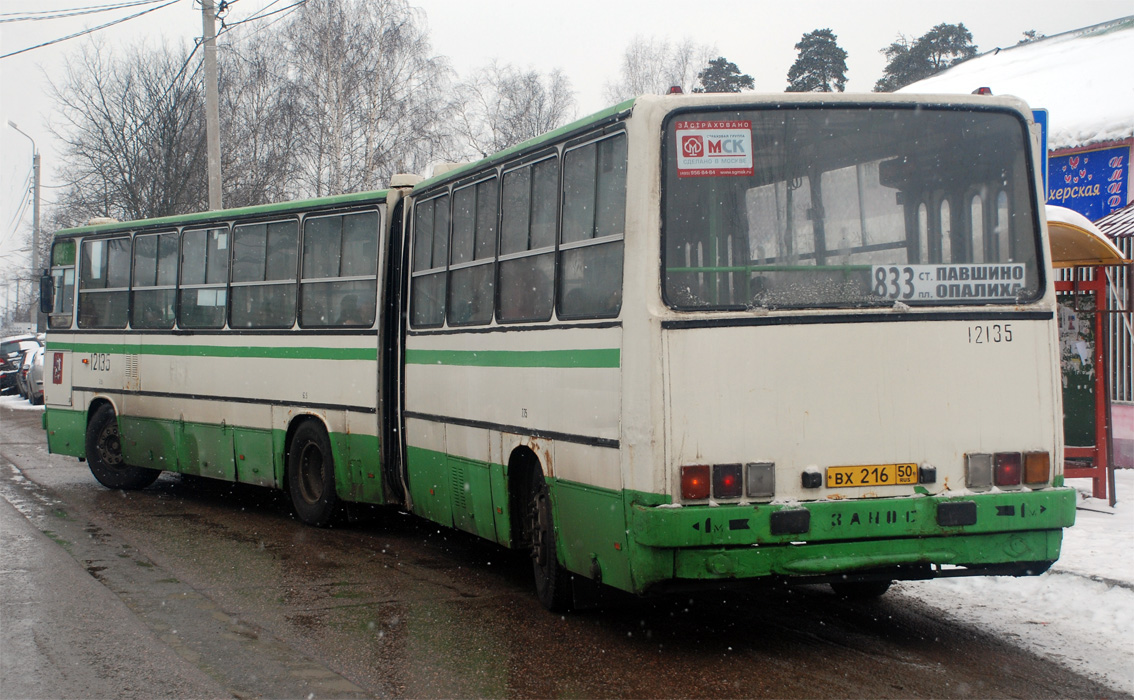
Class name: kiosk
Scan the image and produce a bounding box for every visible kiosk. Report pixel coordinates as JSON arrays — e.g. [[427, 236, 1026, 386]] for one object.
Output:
[[1048, 205, 1130, 504]]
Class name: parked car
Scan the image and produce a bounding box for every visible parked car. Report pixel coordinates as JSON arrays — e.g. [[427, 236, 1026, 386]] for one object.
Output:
[[15, 347, 35, 398], [1, 335, 40, 395], [26, 346, 45, 405]]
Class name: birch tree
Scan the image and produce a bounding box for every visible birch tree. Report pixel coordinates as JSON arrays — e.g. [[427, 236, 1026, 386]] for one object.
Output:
[[454, 62, 576, 159], [285, 0, 453, 196], [603, 36, 715, 102], [218, 34, 302, 207]]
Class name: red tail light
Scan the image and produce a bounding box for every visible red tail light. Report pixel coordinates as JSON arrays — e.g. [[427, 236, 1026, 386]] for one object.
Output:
[[681, 465, 710, 500], [712, 464, 743, 499], [994, 452, 1022, 486]]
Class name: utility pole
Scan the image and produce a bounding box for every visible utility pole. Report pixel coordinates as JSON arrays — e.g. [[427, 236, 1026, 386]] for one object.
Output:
[[201, 0, 223, 210], [8, 121, 41, 330]]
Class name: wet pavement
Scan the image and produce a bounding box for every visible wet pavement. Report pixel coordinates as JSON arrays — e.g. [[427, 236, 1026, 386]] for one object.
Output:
[[0, 467, 228, 699], [1, 398, 1127, 699]]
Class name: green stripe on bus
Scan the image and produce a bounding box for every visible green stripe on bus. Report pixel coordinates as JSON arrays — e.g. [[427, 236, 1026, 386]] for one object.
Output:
[[46, 341, 373, 361], [404, 348, 619, 368]]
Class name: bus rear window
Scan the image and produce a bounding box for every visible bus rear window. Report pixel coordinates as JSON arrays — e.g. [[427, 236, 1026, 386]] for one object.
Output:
[[662, 107, 1041, 310]]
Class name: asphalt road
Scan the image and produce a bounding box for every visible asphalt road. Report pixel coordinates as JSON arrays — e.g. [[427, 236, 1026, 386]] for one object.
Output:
[[0, 398, 1125, 699]]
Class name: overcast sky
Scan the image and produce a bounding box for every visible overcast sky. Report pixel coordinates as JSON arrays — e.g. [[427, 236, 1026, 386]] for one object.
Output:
[[1, 0, 1131, 281]]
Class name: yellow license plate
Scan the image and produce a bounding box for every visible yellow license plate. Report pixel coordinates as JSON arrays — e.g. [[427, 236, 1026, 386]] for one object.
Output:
[[826, 463, 918, 488]]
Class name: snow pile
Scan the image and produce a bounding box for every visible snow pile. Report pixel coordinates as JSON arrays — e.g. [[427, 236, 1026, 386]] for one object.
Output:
[[900, 469, 1134, 695], [899, 17, 1134, 150]]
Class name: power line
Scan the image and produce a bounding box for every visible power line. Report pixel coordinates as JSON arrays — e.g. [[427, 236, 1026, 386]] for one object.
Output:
[[4, 169, 34, 233], [0, 192, 32, 253], [0, 0, 180, 60], [216, 0, 304, 40], [217, 3, 303, 45], [5, 189, 32, 238], [0, 0, 167, 23]]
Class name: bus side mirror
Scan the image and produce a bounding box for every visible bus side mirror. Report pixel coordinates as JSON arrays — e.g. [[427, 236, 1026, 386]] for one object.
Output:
[[39, 272, 53, 314]]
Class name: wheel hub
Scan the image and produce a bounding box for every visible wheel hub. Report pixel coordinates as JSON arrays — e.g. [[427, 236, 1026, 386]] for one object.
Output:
[[529, 490, 550, 568], [298, 443, 324, 504], [97, 423, 124, 468]]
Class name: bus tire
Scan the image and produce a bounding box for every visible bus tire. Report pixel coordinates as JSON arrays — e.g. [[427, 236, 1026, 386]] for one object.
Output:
[[527, 471, 572, 612], [287, 420, 339, 527], [830, 580, 892, 599], [85, 404, 160, 490]]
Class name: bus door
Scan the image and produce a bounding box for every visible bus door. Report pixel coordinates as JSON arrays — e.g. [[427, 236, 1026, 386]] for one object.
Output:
[[380, 192, 410, 506], [44, 239, 76, 408]]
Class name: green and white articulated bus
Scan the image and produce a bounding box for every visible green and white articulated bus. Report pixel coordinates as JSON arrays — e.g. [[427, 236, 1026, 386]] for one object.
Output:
[[42, 92, 1075, 610]]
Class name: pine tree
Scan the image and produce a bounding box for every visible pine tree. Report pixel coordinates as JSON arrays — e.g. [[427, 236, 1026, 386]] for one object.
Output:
[[874, 22, 978, 92], [692, 56, 754, 93], [785, 28, 848, 93], [918, 23, 978, 71], [873, 37, 920, 92], [1017, 30, 1044, 45]]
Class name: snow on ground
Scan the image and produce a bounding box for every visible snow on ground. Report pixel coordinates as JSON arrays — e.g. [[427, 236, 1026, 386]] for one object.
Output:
[[0, 393, 45, 411], [4, 392, 1130, 691], [900, 469, 1134, 696]]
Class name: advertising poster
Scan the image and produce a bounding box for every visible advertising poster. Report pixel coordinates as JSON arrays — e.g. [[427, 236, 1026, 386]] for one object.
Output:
[[1047, 145, 1128, 220]]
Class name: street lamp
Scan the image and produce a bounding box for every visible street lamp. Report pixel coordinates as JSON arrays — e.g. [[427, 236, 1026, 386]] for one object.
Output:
[[7, 121, 41, 330]]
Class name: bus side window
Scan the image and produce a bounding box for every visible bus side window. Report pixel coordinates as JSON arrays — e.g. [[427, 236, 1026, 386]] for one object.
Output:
[[558, 133, 626, 319], [300, 211, 378, 327], [78, 236, 130, 329], [131, 232, 178, 329], [232, 220, 298, 329], [410, 195, 449, 328], [498, 156, 556, 323], [179, 227, 230, 329], [447, 177, 497, 326]]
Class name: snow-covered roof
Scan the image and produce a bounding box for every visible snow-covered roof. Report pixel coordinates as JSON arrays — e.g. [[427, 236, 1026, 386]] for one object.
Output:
[[899, 16, 1134, 151], [1097, 201, 1134, 239]]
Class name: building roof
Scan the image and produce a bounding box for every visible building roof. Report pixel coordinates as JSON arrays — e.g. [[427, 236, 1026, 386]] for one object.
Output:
[[1097, 201, 1134, 239], [899, 16, 1134, 151]]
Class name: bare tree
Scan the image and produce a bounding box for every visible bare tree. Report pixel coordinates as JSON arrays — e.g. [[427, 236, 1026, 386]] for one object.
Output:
[[453, 61, 576, 159], [285, 0, 453, 196], [47, 40, 208, 224], [603, 36, 715, 102], [44, 0, 456, 227], [218, 34, 302, 207]]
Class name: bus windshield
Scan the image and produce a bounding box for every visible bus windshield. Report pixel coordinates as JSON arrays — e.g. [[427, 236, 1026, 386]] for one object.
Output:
[[662, 106, 1042, 310]]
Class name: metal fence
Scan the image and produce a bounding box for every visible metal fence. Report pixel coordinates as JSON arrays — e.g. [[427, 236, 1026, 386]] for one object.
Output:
[[1108, 236, 1132, 403]]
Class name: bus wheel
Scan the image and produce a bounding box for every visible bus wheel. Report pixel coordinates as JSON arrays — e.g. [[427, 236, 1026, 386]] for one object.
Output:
[[527, 471, 572, 612], [287, 421, 339, 527], [85, 404, 160, 490], [830, 580, 892, 599]]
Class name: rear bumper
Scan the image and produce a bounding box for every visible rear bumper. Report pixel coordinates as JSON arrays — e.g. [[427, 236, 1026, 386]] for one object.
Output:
[[670, 530, 1062, 583], [628, 488, 1076, 589]]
